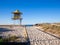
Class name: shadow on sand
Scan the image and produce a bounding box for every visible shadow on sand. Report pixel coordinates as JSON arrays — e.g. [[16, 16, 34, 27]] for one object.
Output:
[[0, 28, 13, 33], [0, 42, 30, 45]]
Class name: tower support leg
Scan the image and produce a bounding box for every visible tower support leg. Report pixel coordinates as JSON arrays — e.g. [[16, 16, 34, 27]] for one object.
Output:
[[20, 18, 22, 26]]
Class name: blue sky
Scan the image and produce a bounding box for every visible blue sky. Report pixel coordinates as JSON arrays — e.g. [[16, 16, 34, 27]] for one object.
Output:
[[0, 0, 60, 25]]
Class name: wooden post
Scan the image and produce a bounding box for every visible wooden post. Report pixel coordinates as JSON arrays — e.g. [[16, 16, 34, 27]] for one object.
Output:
[[20, 18, 22, 26]]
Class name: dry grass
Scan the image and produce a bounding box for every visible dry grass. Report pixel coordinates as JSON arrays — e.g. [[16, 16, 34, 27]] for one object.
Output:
[[36, 23, 60, 37]]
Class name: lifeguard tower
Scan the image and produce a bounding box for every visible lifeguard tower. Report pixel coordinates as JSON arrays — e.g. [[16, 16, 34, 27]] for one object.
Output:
[[12, 10, 22, 26]]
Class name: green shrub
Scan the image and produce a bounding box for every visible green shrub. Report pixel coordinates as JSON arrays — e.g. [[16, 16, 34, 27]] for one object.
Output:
[[0, 38, 3, 42], [3, 36, 18, 42]]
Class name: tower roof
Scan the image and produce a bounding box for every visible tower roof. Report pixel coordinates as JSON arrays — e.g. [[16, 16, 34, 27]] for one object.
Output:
[[13, 10, 22, 14], [15, 10, 20, 13]]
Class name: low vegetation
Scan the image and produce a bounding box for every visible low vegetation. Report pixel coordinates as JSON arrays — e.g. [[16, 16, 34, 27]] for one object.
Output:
[[0, 35, 19, 42], [36, 23, 60, 37]]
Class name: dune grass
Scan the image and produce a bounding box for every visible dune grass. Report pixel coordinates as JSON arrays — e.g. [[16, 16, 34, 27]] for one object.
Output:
[[36, 23, 60, 37]]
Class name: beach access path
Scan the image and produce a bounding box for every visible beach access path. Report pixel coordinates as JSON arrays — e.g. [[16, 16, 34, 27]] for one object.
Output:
[[26, 26, 60, 45]]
